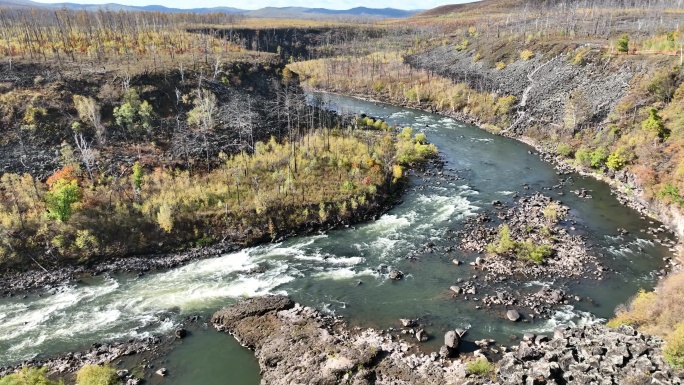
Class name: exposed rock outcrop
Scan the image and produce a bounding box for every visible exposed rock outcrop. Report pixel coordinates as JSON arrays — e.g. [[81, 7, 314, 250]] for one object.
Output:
[[213, 296, 684, 385], [211, 295, 467, 384]]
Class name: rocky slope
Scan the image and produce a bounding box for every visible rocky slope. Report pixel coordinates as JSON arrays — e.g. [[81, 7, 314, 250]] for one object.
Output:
[[408, 46, 634, 133], [212, 296, 683, 385], [408, 45, 684, 239], [498, 324, 681, 385]]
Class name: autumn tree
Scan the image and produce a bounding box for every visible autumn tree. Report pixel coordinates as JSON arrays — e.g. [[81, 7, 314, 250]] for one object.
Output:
[[45, 166, 80, 222]]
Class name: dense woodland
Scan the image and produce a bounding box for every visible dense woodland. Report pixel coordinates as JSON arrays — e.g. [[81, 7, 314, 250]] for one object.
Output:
[[2, 0, 684, 375]]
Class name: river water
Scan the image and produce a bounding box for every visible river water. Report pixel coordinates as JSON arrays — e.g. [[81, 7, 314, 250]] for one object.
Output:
[[0, 93, 674, 384]]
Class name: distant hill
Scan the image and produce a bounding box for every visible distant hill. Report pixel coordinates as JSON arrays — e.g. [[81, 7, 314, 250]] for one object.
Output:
[[412, 0, 522, 18], [0, 1, 420, 19]]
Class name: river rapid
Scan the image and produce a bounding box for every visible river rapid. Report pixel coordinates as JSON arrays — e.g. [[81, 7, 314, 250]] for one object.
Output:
[[0, 93, 675, 384]]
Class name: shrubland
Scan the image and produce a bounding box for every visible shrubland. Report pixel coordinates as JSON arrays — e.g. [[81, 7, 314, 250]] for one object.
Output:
[[0, 122, 436, 270], [288, 52, 516, 132]]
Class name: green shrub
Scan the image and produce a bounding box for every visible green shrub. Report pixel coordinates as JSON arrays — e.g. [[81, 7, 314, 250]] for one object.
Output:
[[606, 147, 634, 171], [664, 322, 684, 369], [74, 230, 99, 250], [542, 202, 562, 223], [642, 107, 668, 139], [0, 367, 63, 385], [76, 365, 119, 385], [571, 48, 589, 65], [590, 147, 609, 168], [575, 148, 592, 167], [487, 224, 515, 254], [657, 183, 684, 205], [617, 34, 630, 53], [516, 240, 552, 264], [132, 161, 144, 190], [414, 133, 427, 144], [556, 143, 573, 157], [414, 143, 437, 159], [465, 358, 494, 377], [399, 127, 413, 140], [454, 38, 470, 51], [473, 52, 482, 62], [495, 61, 507, 70], [606, 289, 657, 328]]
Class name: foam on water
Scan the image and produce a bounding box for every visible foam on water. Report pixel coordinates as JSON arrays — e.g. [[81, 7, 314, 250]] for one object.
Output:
[[0, 248, 304, 364], [364, 213, 412, 233], [528, 305, 603, 333], [605, 237, 656, 260], [523, 280, 557, 287], [312, 267, 375, 280], [389, 111, 409, 119]]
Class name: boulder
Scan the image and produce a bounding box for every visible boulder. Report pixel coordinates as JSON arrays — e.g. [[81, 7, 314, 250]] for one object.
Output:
[[444, 330, 460, 349], [438, 345, 452, 358], [506, 309, 520, 322], [174, 328, 187, 339], [449, 286, 461, 294], [155, 368, 168, 377], [389, 270, 404, 280], [416, 329, 429, 342]]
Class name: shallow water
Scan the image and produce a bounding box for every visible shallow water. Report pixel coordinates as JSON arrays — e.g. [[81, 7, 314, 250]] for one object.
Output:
[[0, 93, 674, 383]]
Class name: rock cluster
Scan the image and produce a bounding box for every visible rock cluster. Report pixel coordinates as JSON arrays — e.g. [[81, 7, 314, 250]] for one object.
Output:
[[454, 192, 604, 282], [498, 324, 682, 385]]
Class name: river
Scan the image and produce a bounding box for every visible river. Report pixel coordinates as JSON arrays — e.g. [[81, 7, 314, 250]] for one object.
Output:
[[0, 93, 674, 384]]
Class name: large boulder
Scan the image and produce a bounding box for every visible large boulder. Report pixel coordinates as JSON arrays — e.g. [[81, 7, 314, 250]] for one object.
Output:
[[506, 309, 520, 322], [444, 330, 460, 350]]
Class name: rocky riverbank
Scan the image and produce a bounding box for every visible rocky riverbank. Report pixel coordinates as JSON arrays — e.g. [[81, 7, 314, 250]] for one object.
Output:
[[213, 295, 683, 385], [0, 316, 208, 384], [0, 337, 162, 383], [0, 242, 240, 296]]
